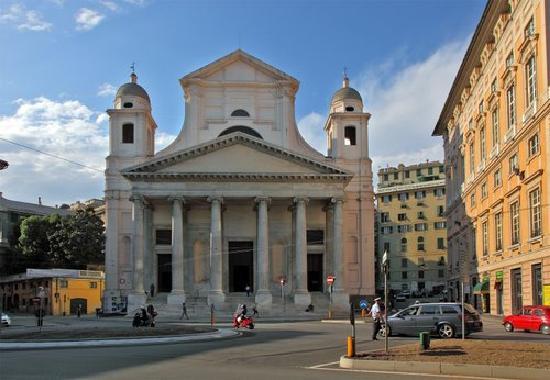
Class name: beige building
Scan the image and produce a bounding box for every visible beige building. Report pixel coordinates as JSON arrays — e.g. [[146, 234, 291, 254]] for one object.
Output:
[[103, 50, 375, 313], [433, 0, 550, 314], [376, 162, 447, 295]]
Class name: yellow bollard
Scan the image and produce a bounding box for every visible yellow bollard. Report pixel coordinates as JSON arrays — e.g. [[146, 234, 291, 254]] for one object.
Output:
[[347, 336, 355, 357]]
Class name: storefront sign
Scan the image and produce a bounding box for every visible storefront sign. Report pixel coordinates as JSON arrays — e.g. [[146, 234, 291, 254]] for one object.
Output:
[[543, 284, 550, 306]]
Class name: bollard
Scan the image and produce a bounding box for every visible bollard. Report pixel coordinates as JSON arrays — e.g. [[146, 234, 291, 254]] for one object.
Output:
[[347, 336, 355, 357], [419, 332, 430, 350]]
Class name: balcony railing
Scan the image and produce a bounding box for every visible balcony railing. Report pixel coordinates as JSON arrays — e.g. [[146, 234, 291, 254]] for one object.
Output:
[[504, 124, 516, 144]]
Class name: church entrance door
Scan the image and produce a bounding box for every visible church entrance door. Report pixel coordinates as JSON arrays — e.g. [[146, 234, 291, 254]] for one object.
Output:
[[307, 254, 323, 291], [157, 254, 172, 292], [228, 241, 253, 292]]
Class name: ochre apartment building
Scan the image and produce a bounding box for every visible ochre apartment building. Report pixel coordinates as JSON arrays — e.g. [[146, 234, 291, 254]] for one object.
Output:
[[433, 0, 550, 315], [376, 162, 448, 296]]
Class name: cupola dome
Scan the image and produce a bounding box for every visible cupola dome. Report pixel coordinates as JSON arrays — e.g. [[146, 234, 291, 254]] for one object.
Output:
[[116, 72, 151, 103]]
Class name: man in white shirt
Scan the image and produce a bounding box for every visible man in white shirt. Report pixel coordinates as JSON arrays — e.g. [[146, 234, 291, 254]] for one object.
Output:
[[369, 298, 383, 340]]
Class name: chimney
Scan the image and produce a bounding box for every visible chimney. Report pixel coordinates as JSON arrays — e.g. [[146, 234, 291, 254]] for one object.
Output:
[[38, 197, 42, 205]]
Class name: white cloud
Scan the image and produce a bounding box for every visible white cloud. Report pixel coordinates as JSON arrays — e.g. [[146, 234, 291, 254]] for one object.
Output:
[[75, 8, 105, 31], [355, 39, 468, 169], [155, 132, 177, 152], [0, 4, 52, 32], [97, 82, 116, 97], [123, 0, 147, 6], [0, 97, 175, 205], [101, 1, 119, 12], [297, 112, 326, 155]]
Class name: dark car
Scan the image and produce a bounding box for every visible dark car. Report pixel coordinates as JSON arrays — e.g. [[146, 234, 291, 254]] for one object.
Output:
[[503, 305, 550, 335], [383, 302, 482, 338]]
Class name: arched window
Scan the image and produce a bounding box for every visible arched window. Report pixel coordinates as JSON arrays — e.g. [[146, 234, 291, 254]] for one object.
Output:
[[218, 126, 263, 139], [123, 102, 133, 109], [122, 123, 134, 144], [345, 106, 355, 112], [231, 109, 250, 117], [344, 126, 356, 146]]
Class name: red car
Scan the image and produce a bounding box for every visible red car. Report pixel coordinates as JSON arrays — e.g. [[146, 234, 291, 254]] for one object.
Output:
[[503, 305, 550, 335]]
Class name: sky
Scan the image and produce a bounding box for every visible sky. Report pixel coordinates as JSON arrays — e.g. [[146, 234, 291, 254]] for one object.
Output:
[[0, 0, 486, 206]]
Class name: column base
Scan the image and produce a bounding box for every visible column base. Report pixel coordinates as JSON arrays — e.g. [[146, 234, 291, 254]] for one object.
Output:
[[127, 292, 147, 312], [254, 290, 272, 306], [101, 289, 121, 314], [167, 291, 187, 305], [207, 290, 225, 306], [331, 290, 350, 310], [294, 291, 311, 305]]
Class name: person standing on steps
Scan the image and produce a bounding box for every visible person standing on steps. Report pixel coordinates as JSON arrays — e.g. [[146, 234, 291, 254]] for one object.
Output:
[[252, 303, 259, 317], [150, 283, 155, 298], [245, 284, 251, 297], [369, 298, 382, 340], [180, 302, 189, 320], [77, 304, 82, 318]]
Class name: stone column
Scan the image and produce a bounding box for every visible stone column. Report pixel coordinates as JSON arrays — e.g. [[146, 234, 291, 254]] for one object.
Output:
[[103, 193, 121, 313], [293, 197, 311, 305], [208, 196, 225, 305], [331, 198, 349, 307], [143, 204, 153, 297], [255, 197, 272, 305], [324, 203, 334, 286], [168, 197, 187, 305], [128, 195, 147, 309]]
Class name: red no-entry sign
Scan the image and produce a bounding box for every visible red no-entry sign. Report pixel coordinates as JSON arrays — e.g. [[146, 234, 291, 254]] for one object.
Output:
[[327, 275, 335, 284]]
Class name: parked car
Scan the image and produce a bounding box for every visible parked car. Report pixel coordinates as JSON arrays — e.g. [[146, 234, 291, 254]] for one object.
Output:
[[503, 305, 550, 335], [383, 302, 482, 338], [1, 313, 11, 327]]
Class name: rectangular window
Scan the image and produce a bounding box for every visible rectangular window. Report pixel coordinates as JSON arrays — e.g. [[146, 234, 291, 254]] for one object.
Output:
[[416, 169, 422, 177], [482, 221, 488, 256], [344, 126, 356, 146], [525, 16, 535, 37], [383, 242, 391, 253], [526, 55, 537, 107], [491, 78, 497, 93], [306, 230, 324, 245], [418, 270, 425, 279], [415, 191, 426, 199], [492, 108, 499, 146], [480, 125, 486, 160], [506, 52, 514, 68], [401, 258, 407, 268], [469, 141, 475, 175], [393, 172, 398, 180], [382, 195, 392, 203], [381, 226, 393, 235], [437, 237, 445, 249], [397, 213, 407, 221], [479, 100, 484, 113], [481, 182, 487, 199], [383, 174, 388, 181], [417, 211, 425, 219], [495, 212, 503, 251], [415, 223, 427, 232], [428, 167, 433, 175], [380, 212, 389, 223], [405, 170, 410, 178], [437, 205, 444, 216], [509, 154, 518, 175], [470, 192, 475, 208], [155, 229, 172, 245], [507, 85, 516, 127], [90, 281, 98, 289], [402, 271, 408, 280], [398, 192, 409, 201], [529, 188, 541, 238], [494, 168, 502, 187], [528, 134, 539, 156], [511, 201, 520, 245], [438, 269, 445, 278], [401, 239, 407, 252], [60, 280, 68, 288], [122, 123, 134, 144], [434, 221, 447, 229]]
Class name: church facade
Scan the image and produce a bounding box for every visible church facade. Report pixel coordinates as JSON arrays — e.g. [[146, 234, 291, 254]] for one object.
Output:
[[103, 50, 375, 312]]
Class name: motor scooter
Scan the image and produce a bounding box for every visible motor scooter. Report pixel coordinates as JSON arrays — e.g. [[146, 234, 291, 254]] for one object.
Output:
[[232, 314, 254, 329]]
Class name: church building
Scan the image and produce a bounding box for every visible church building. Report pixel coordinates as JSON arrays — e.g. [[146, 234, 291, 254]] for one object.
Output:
[[103, 50, 375, 313]]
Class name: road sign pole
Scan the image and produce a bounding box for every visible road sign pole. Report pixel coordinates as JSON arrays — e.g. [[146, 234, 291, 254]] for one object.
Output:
[[461, 281, 465, 340], [384, 265, 388, 354]]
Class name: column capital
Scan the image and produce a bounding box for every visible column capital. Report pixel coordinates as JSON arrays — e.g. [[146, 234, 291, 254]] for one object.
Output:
[[330, 197, 344, 205], [207, 196, 223, 204], [129, 194, 145, 204], [254, 196, 270, 204], [293, 197, 309, 205], [167, 195, 185, 203]]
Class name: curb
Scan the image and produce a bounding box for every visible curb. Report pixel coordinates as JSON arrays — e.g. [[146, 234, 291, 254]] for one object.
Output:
[[339, 356, 550, 380], [321, 320, 370, 324], [0, 328, 240, 351]]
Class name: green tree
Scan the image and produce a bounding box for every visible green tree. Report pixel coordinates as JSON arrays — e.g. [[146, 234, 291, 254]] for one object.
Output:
[[18, 215, 55, 268]]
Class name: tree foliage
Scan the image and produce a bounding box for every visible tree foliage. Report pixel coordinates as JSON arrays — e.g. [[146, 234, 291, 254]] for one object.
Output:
[[18, 209, 105, 269]]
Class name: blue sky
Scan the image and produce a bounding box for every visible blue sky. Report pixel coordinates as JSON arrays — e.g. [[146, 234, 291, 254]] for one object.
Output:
[[0, 0, 485, 205]]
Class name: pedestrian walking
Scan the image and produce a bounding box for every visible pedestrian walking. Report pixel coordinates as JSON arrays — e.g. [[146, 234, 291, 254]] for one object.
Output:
[[252, 303, 259, 317], [369, 298, 382, 340], [95, 308, 101, 319], [180, 302, 189, 320], [150, 283, 155, 298], [245, 284, 251, 297], [77, 304, 82, 318]]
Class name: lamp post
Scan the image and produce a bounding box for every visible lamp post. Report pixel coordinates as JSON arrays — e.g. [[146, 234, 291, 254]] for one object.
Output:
[[382, 250, 389, 354]]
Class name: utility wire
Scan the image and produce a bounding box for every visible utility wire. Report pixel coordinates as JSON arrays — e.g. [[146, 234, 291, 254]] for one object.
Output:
[[0, 137, 103, 173]]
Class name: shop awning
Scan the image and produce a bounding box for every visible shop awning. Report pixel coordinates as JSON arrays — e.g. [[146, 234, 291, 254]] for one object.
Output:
[[473, 279, 490, 294]]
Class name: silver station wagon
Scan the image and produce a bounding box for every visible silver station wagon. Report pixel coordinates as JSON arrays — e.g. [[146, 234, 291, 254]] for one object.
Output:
[[382, 302, 483, 338]]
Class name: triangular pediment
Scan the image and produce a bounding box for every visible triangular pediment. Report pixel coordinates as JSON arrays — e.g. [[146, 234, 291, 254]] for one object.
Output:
[[122, 133, 351, 182], [180, 49, 298, 85]]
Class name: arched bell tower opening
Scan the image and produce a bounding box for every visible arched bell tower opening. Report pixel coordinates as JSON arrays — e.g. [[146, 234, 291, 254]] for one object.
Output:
[[218, 126, 263, 139]]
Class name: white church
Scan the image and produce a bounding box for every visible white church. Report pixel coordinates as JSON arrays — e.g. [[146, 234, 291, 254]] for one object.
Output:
[[103, 50, 375, 313]]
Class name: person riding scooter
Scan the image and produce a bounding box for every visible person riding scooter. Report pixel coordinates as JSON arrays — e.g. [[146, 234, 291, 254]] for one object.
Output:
[[237, 304, 247, 323]]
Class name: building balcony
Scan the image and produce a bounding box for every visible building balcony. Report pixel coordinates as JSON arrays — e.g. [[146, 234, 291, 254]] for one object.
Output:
[[504, 124, 516, 144]]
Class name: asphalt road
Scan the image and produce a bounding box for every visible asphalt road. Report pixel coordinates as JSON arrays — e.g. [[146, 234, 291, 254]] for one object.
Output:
[[1, 317, 548, 380]]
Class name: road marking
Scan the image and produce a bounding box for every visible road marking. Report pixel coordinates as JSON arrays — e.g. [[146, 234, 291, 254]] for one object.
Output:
[[307, 366, 512, 380]]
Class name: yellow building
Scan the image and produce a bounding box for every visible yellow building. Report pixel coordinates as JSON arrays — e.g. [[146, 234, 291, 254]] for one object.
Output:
[[0, 268, 105, 315], [433, 0, 549, 315], [376, 162, 448, 295]]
